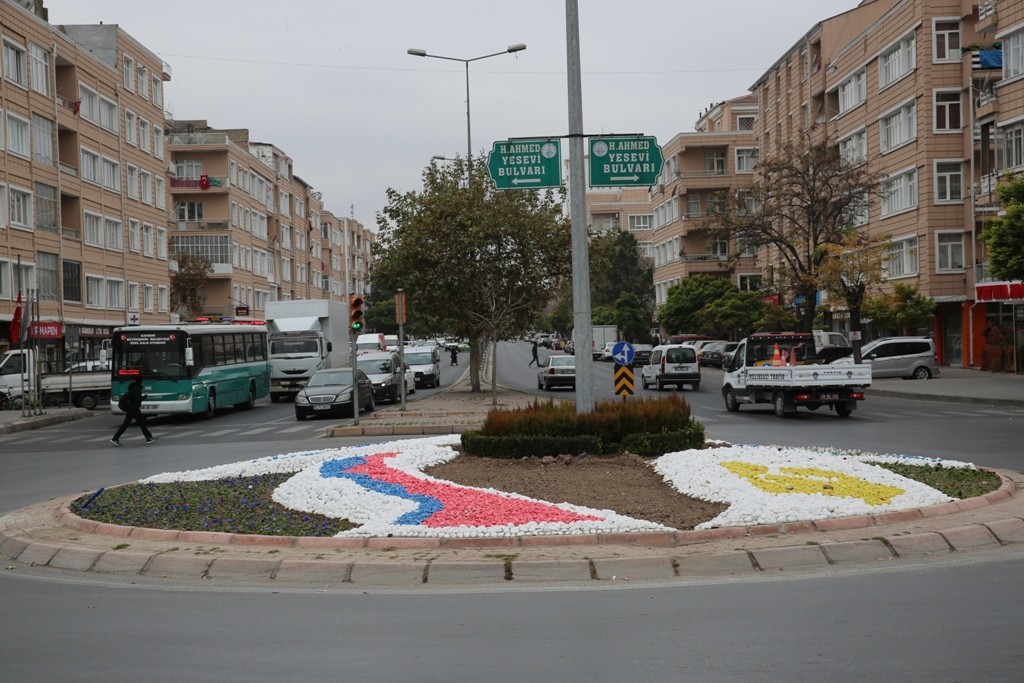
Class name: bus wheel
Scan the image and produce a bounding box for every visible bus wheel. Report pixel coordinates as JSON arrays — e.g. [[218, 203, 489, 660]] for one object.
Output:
[[237, 383, 256, 410], [76, 393, 99, 410], [204, 391, 216, 419]]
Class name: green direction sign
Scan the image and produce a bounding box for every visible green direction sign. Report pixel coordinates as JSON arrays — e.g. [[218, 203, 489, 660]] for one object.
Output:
[[588, 136, 663, 187], [487, 139, 562, 190]]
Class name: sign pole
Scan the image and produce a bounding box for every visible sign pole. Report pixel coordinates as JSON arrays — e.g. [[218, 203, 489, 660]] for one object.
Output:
[[396, 290, 407, 412]]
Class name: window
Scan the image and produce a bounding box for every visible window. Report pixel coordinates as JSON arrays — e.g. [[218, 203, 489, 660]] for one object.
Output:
[[177, 202, 203, 222], [937, 232, 964, 271], [106, 279, 124, 309], [158, 285, 168, 312], [143, 284, 153, 312], [175, 159, 202, 179], [1005, 124, 1024, 169], [739, 274, 763, 291], [9, 187, 31, 229], [37, 253, 58, 301], [737, 115, 755, 131], [86, 275, 104, 307], [880, 168, 917, 216], [934, 91, 961, 131], [704, 152, 725, 175], [880, 100, 916, 152], [105, 218, 123, 250], [933, 20, 960, 62], [935, 161, 962, 202], [686, 194, 701, 217], [143, 223, 153, 256], [153, 126, 163, 159], [838, 69, 866, 113], [29, 43, 49, 96], [879, 32, 916, 88], [137, 66, 149, 99], [34, 183, 56, 232], [140, 171, 152, 204], [124, 110, 136, 145], [708, 237, 728, 257], [155, 176, 165, 208], [735, 148, 758, 173], [280, 191, 291, 215], [78, 84, 99, 122], [84, 213, 102, 246], [846, 192, 869, 227], [63, 260, 82, 302], [128, 282, 139, 311], [139, 119, 150, 152], [81, 148, 100, 184], [123, 55, 135, 91], [152, 77, 162, 108], [129, 219, 140, 251], [280, 225, 292, 249], [628, 214, 651, 231], [126, 164, 138, 199], [1005, 29, 1024, 80], [0, 259, 9, 300], [6, 113, 29, 157], [99, 98, 118, 133], [885, 235, 919, 278], [102, 158, 120, 191], [171, 234, 230, 263], [156, 227, 167, 259], [31, 114, 53, 164], [839, 128, 867, 165], [2, 39, 27, 86]]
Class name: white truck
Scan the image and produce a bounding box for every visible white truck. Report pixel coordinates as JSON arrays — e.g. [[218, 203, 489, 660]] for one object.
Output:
[[721, 333, 871, 418], [264, 299, 348, 402], [590, 325, 618, 360], [0, 348, 111, 410]]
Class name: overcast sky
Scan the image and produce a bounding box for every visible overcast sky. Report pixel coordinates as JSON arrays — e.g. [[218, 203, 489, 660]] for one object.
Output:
[[44, 0, 858, 229]]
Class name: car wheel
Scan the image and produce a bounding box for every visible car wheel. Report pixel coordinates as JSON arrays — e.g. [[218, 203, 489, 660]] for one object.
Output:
[[773, 391, 790, 418], [295, 411, 306, 421], [76, 392, 99, 410], [691, 382, 700, 391], [911, 366, 932, 380], [366, 392, 375, 412], [835, 402, 853, 417], [724, 388, 740, 412], [641, 376, 648, 389]]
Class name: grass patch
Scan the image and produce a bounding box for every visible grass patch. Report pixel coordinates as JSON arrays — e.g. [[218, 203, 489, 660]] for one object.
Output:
[[873, 462, 1001, 499], [70, 472, 358, 537]]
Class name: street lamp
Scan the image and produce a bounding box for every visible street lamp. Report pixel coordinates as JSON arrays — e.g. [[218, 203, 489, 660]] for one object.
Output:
[[407, 43, 526, 183]]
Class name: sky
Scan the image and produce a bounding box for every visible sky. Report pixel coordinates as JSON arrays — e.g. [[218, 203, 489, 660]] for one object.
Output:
[[44, 0, 860, 229]]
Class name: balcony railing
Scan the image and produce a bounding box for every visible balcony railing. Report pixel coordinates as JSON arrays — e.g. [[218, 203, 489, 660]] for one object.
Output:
[[976, 261, 995, 284], [168, 132, 231, 146], [175, 220, 230, 231], [169, 176, 228, 189]]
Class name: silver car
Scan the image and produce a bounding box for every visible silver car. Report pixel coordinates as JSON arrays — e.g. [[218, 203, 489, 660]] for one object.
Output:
[[537, 355, 576, 391], [833, 337, 939, 379]]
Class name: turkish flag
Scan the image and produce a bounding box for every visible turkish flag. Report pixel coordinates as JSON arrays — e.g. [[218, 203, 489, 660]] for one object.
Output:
[[199, 174, 210, 190], [9, 291, 22, 344]]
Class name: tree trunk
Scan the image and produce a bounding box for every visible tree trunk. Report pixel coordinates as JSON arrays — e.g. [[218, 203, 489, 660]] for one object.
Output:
[[850, 307, 864, 364], [469, 336, 482, 392], [490, 336, 498, 408]]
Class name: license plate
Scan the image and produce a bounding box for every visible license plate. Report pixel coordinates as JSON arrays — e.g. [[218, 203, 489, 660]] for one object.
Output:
[[313, 405, 332, 411], [820, 393, 839, 400], [141, 405, 157, 411]]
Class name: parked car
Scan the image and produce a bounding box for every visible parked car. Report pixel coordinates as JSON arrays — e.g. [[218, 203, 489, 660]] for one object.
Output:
[[693, 339, 728, 361], [832, 337, 939, 379], [720, 342, 740, 367], [705, 341, 739, 368], [356, 351, 408, 403], [537, 354, 576, 391], [640, 344, 701, 391], [65, 360, 110, 373], [294, 367, 375, 420], [814, 345, 854, 364], [404, 346, 441, 388], [631, 343, 654, 366]]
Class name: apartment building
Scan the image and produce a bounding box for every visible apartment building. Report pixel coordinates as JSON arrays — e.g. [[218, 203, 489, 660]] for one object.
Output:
[[1, 0, 171, 368], [752, 0, 1022, 369], [167, 120, 374, 320]]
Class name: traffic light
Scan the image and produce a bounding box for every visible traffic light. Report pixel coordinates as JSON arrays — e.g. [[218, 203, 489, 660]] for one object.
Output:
[[349, 295, 364, 332]]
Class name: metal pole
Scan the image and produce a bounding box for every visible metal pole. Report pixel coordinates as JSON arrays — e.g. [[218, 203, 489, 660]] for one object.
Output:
[[465, 61, 473, 185], [566, 0, 594, 414], [350, 290, 360, 426]]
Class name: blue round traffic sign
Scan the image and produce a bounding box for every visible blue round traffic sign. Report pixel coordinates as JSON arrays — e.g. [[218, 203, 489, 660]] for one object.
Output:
[[612, 341, 634, 365]]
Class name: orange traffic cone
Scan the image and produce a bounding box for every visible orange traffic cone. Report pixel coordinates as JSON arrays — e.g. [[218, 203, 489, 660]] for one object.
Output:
[[772, 343, 783, 367]]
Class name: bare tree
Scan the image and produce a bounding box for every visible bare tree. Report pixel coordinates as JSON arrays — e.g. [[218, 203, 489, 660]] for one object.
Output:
[[170, 252, 213, 318]]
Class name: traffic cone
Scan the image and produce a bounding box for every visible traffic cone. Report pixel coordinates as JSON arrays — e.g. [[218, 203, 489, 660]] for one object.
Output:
[[772, 343, 783, 367]]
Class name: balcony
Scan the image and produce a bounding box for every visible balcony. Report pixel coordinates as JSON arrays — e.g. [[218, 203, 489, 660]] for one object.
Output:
[[976, 1, 997, 34], [169, 176, 229, 192], [680, 253, 731, 274], [175, 220, 230, 231], [168, 132, 231, 147]]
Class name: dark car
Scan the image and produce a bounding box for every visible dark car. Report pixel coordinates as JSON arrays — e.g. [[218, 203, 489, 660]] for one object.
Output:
[[294, 367, 375, 420], [631, 343, 654, 366]]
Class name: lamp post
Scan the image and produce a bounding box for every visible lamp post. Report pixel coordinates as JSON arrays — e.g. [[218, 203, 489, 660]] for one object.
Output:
[[407, 43, 526, 184]]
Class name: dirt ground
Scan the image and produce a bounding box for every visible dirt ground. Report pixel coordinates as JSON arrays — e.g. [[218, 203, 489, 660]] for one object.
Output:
[[425, 452, 728, 530]]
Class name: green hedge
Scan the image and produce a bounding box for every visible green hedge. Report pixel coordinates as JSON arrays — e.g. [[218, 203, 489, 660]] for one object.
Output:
[[460, 432, 602, 459]]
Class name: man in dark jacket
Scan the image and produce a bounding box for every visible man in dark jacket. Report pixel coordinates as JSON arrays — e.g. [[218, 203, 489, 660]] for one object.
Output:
[[111, 377, 157, 445]]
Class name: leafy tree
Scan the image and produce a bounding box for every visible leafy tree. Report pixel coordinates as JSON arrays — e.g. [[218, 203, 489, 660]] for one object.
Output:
[[589, 230, 655, 323], [817, 229, 890, 362], [364, 297, 398, 336], [373, 156, 571, 392], [862, 283, 936, 336], [697, 289, 765, 339], [590, 306, 617, 326], [169, 252, 213, 317], [982, 175, 1024, 281], [703, 139, 881, 330], [657, 274, 734, 335], [614, 292, 651, 342], [754, 302, 799, 332]]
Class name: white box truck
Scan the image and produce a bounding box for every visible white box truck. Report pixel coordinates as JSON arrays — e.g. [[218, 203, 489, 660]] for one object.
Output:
[[591, 325, 618, 360], [0, 348, 111, 409], [264, 299, 348, 402]]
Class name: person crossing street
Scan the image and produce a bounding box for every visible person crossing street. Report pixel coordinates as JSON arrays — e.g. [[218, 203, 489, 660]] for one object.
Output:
[[111, 377, 157, 445]]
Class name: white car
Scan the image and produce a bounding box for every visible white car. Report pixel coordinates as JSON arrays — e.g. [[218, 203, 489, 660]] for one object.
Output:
[[600, 342, 616, 362]]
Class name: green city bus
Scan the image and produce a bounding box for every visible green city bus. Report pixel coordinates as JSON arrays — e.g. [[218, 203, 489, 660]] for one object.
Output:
[[109, 323, 270, 418]]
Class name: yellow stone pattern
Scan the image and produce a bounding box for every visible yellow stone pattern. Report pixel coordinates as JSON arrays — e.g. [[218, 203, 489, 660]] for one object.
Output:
[[720, 461, 906, 506]]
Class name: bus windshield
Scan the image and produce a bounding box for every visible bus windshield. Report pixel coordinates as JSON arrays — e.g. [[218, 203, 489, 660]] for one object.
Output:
[[112, 330, 191, 379]]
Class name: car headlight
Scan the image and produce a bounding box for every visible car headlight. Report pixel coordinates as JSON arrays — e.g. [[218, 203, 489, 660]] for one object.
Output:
[[335, 391, 352, 402], [381, 379, 392, 387], [295, 395, 310, 405]]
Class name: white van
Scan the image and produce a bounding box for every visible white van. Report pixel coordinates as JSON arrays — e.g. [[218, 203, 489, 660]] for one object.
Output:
[[404, 346, 441, 388], [355, 333, 386, 354]]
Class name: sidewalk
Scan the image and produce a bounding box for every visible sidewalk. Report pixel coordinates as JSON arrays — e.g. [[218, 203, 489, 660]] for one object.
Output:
[[1, 365, 1023, 586]]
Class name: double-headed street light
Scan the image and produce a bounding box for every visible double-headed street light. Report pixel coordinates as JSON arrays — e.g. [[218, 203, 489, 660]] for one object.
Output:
[[407, 43, 526, 183]]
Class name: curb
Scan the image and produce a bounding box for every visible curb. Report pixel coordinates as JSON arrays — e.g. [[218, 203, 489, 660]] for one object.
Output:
[[0, 408, 94, 434]]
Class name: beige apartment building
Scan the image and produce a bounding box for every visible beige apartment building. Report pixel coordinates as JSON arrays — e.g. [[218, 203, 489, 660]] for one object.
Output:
[[752, 0, 1023, 370], [0, 0, 171, 369]]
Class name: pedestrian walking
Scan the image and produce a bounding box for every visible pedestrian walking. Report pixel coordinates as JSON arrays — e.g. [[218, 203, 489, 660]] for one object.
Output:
[[111, 377, 157, 445], [528, 340, 539, 367], [450, 347, 459, 366]]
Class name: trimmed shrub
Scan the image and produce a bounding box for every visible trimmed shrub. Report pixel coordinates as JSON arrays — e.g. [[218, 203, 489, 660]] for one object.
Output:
[[620, 422, 706, 457], [461, 431, 601, 459]]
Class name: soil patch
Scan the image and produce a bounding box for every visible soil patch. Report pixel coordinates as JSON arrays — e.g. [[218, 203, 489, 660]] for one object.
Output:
[[425, 452, 728, 530]]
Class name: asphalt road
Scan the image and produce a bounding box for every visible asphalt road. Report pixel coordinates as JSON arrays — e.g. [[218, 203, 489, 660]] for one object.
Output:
[[1, 340, 1023, 681]]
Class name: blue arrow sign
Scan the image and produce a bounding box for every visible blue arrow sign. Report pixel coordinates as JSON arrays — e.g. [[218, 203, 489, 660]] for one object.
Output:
[[612, 341, 634, 365]]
